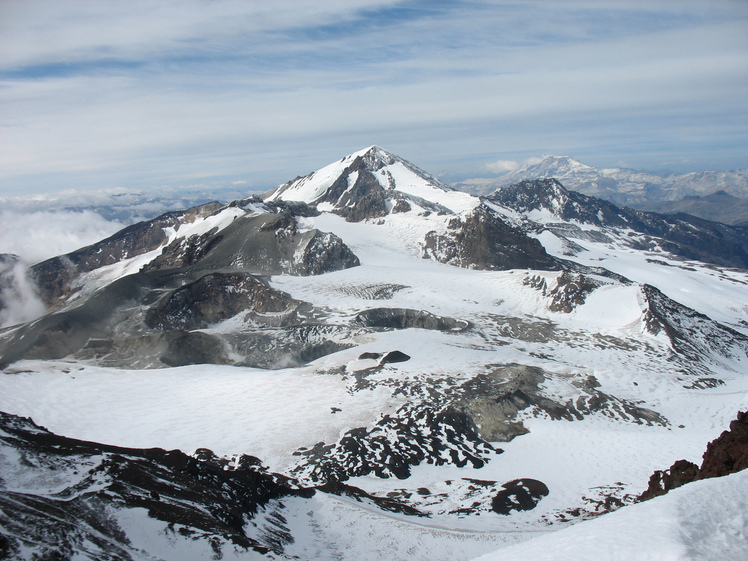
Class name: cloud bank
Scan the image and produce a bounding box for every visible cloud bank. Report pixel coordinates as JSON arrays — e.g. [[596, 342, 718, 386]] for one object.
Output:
[[0, 210, 122, 265], [1, 0, 746, 195]]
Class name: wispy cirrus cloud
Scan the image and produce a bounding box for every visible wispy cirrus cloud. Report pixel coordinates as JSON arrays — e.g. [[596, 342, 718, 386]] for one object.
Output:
[[1, 0, 746, 196]]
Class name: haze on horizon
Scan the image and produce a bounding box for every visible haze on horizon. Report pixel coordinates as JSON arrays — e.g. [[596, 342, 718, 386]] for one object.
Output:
[[1, 0, 747, 197]]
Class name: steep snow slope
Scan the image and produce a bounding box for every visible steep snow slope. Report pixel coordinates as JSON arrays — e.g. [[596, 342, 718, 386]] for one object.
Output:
[[472, 469, 748, 561]]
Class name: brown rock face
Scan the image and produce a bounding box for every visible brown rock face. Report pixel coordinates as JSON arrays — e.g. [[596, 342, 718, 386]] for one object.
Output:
[[639, 411, 748, 501], [700, 410, 748, 478]]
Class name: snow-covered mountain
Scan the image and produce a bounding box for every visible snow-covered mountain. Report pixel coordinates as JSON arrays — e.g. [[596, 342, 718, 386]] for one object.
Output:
[[455, 155, 748, 217], [1, 146, 747, 560]]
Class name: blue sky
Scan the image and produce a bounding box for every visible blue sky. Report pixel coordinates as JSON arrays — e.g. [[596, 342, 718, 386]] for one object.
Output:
[[1, 0, 747, 196]]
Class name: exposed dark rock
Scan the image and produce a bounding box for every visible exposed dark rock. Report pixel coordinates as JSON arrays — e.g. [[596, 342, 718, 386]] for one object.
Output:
[[141, 212, 359, 277], [523, 271, 605, 313], [423, 204, 558, 271], [295, 230, 360, 275], [146, 272, 298, 331], [0, 411, 312, 560], [455, 365, 666, 443], [292, 404, 500, 483], [325, 157, 390, 222], [391, 198, 412, 213], [355, 308, 469, 331], [491, 479, 549, 515], [700, 411, 748, 479], [380, 350, 411, 364], [640, 459, 700, 501], [640, 411, 748, 501]]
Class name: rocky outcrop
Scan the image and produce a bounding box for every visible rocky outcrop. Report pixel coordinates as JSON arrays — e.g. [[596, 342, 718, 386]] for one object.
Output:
[[141, 211, 360, 277], [492, 479, 550, 515], [292, 404, 500, 483], [454, 365, 666, 443], [524, 271, 605, 313], [423, 205, 558, 271], [640, 411, 748, 501], [145, 272, 299, 331], [354, 307, 469, 331]]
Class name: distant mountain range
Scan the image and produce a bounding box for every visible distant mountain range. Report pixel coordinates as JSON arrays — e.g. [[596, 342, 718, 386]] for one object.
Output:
[[454, 156, 748, 225]]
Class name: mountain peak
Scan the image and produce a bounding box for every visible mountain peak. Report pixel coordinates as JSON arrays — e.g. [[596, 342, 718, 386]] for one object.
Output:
[[264, 146, 477, 219]]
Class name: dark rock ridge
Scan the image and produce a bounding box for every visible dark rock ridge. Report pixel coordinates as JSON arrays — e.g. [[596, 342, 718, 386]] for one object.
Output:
[[489, 179, 748, 269], [30, 201, 223, 308], [641, 284, 748, 366], [423, 204, 558, 271], [140, 206, 359, 277], [318, 155, 390, 222], [640, 410, 748, 501]]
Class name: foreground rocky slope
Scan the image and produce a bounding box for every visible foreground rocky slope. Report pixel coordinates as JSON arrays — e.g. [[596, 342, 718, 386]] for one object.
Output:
[[0, 412, 425, 560], [640, 410, 748, 501]]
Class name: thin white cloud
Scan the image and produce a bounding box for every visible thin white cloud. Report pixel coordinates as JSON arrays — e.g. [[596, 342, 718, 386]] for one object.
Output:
[[0, 210, 122, 264], [485, 156, 546, 174]]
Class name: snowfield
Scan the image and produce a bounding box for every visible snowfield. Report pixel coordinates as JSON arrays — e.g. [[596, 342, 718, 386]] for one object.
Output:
[[2, 147, 747, 560]]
